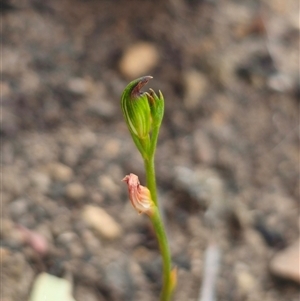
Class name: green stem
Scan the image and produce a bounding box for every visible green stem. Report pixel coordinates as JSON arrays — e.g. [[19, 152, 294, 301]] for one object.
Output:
[[144, 156, 158, 206], [149, 125, 160, 159], [151, 208, 173, 301], [144, 155, 173, 301]]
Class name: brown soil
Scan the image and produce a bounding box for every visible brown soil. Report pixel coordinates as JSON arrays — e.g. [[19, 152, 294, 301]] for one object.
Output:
[[1, 1, 299, 301]]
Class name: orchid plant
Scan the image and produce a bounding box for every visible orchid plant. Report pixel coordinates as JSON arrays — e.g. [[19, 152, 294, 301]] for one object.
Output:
[[121, 76, 176, 301]]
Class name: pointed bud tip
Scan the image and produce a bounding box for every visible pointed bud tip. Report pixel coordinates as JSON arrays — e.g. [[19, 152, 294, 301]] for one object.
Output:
[[131, 76, 153, 99]]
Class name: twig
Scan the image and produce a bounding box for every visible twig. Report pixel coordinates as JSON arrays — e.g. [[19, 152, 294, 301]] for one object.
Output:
[[198, 242, 221, 301]]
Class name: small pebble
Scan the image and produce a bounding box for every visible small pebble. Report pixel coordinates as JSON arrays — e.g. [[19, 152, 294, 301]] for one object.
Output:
[[87, 99, 116, 118], [57, 231, 79, 245], [65, 183, 86, 201], [183, 69, 208, 109], [267, 73, 293, 92], [78, 130, 97, 148], [67, 77, 92, 95], [62, 147, 81, 167], [9, 198, 28, 219], [119, 42, 159, 78], [30, 171, 51, 193], [193, 131, 215, 164], [102, 140, 121, 159], [236, 269, 257, 294], [70, 242, 85, 258], [81, 205, 122, 240], [47, 162, 73, 182], [98, 175, 121, 196], [81, 229, 102, 253], [28, 273, 75, 301], [270, 239, 300, 283]]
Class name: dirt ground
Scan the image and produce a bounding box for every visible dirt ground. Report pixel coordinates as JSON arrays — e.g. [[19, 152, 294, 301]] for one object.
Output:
[[1, 0, 299, 301]]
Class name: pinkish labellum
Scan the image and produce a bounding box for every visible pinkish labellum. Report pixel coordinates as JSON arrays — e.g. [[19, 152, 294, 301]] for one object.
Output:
[[122, 173, 155, 216]]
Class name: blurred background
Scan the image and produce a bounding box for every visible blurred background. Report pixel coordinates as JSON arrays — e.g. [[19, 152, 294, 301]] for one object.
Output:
[[1, 0, 299, 300]]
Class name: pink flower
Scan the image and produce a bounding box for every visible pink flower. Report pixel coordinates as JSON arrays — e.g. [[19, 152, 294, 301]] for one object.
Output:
[[122, 173, 155, 215]]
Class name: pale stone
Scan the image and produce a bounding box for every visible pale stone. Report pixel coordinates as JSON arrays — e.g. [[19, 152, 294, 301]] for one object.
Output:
[[193, 131, 215, 164], [119, 42, 159, 78], [183, 69, 208, 109], [65, 183, 86, 200], [9, 198, 28, 218], [30, 171, 51, 193], [67, 77, 92, 95], [81, 205, 122, 240], [270, 239, 300, 283], [57, 232, 79, 245], [236, 270, 257, 294], [48, 163, 73, 182], [98, 175, 121, 195], [78, 130, 97, 148], [28, 273, 76, 301], [81, 229, 102, 254], [267, 73, 293, 92]]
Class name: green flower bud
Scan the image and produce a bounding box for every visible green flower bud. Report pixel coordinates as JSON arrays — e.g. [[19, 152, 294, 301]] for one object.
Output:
[[121, 76, 152, 139], [121, 76, 165, 158]]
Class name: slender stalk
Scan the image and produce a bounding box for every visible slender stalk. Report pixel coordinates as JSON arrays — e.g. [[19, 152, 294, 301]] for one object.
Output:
[[144, 156, 158, 206], [144, 155, 173, 301], [149, 125, 160, 160], [151, 208, 173, 301]]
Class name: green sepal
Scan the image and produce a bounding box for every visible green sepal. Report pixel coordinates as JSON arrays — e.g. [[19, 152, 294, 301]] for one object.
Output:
[[147, 89, 164, 130], [146, 89, 164, 157], [121, 76, 152, 157]]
